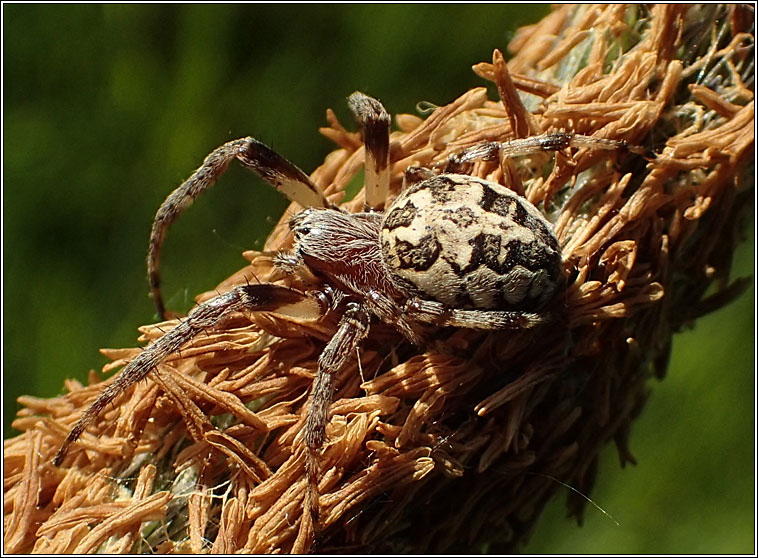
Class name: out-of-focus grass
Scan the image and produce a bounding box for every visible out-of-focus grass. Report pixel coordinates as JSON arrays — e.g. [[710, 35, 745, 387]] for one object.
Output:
[[3, 4, 753, 554]]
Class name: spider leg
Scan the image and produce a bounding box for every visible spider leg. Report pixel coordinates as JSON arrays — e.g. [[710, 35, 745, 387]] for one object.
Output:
[[53, 284, 324, 467], [405, 297, 552, 329], [363, 289, 426, 346], [347, 92, 391, 212], [148, 137, 334, 319], [450, 132, 654, 167], [303, 302, 370, 540], [402, 165, 436, 189]]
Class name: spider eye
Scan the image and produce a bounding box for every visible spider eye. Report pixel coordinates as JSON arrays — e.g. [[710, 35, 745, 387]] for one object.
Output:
[[290, 207, 316, 232]]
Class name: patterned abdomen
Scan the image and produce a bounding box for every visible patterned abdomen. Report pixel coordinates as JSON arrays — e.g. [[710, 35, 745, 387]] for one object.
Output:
[[380, 174, 562, 310]]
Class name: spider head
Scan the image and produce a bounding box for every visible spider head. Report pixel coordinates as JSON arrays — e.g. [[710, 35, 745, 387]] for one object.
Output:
[[288, 207, 391, 298], [290, 208, 381, 254]]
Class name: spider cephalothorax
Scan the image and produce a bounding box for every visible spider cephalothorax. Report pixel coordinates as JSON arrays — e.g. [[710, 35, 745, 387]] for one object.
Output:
[[53, 91, 646, 543]]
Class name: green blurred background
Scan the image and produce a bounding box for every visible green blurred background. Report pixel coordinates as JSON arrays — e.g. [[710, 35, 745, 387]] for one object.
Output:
[[3, 4, 754, 553]]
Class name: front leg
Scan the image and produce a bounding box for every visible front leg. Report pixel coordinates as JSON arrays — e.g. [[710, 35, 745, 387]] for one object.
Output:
[[53, 284, 324, 467], [148, 137, 334, 319], [303, 302, 371, 540]]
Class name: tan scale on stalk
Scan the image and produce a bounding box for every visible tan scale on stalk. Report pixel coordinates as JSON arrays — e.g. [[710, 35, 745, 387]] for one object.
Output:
[[4, 4, 753, 554]]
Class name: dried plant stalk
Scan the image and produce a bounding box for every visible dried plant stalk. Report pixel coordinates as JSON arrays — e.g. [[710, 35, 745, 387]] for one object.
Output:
[[4, 4, 753, 554]]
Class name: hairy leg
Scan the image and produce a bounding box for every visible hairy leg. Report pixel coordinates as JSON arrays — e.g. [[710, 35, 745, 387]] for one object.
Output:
[[303, 302, 371, 541], [450, 131, 654, 167], [363, 289, 426, 346], [148, 137, 333, 318], [348, 92, 391, 212], [53, 284, 323, 466], [405, 297, 552, 330]]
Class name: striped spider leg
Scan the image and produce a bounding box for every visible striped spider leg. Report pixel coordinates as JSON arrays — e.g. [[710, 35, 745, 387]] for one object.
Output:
[[147, 136, 335, 320]]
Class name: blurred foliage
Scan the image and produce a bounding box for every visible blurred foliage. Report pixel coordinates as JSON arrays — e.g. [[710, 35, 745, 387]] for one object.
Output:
[[2, 4, 753, 554]]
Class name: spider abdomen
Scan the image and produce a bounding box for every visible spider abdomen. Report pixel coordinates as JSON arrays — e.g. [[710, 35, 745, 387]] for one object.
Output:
[[380, 174, 562, 310]]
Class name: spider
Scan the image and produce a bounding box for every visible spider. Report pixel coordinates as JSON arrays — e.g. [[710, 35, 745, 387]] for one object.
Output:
[[53, 91, 650, 542]]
